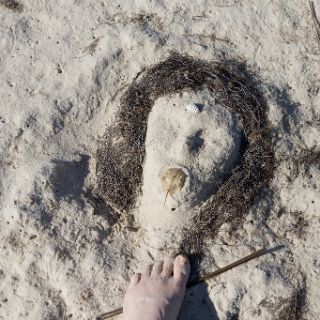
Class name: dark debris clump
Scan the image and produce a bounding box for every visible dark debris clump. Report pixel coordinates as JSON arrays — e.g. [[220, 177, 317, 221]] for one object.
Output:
[[0, 0, 23, 12]]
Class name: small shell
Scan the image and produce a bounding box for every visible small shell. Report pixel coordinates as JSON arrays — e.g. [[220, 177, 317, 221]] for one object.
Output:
[[185, 103, 200, 114]]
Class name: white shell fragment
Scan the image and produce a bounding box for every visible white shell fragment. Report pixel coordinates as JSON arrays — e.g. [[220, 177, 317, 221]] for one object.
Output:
[[185, 103, 201, 114]]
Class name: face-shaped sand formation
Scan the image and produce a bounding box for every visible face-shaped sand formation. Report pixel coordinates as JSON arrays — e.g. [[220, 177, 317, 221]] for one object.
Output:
[[96, 54, 274, 253], [138, 89, 242, 245]]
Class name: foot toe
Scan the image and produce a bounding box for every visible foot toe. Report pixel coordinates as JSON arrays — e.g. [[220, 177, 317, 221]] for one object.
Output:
[[162, 257, 174, 277], [143, 264, 153, 277], [130, 273, 141, 286], [173, 255, 190, 286], [151, 261, 164, 276]]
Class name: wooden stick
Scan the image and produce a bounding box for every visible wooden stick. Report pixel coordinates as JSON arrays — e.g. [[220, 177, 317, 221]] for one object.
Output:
[[97, 248, 268, 320], [309, 1, 320, 48], [97, 307, 123, 320], [186, 247, 266, 287]]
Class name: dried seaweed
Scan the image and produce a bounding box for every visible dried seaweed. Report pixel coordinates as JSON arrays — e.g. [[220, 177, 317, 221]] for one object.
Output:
[[82, 36, 103, 56], [96, 52, 275, 259], [0, 0, 23, 12], [298, 148, 320, 174], [276, 287, 307, 320]]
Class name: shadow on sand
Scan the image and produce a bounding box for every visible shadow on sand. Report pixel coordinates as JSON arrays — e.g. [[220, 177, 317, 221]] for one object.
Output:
[[179, 282, 219, 320]]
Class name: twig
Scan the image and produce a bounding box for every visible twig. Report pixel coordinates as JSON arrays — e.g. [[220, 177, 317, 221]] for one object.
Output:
[[187, 248, 266, 287], [97, 248, 268, 320], [82, 36, 103, 56], [309, 1, 320, 48], [185, 33, 230, 44], [97, 307, 123, 320]]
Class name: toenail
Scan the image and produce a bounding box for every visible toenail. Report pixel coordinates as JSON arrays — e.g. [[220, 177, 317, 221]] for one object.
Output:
[[177, 255, 187, 264]]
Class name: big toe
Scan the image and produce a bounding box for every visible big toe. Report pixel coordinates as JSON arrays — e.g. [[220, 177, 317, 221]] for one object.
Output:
[[173, 255, 190, 287]]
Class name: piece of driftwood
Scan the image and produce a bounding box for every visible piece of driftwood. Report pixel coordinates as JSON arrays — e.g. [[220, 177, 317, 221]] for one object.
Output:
[[97, 248, 267, 320], [309, 1, 320, 47]]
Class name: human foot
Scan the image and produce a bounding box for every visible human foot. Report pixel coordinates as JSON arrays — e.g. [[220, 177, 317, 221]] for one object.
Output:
[[123, 255, 190, 320]]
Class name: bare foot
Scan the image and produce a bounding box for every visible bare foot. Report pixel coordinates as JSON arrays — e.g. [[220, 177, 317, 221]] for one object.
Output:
[[123, 255, 190, 320]]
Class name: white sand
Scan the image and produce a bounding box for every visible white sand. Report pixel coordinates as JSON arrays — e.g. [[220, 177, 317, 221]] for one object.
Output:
[[0, 0, 320, 319]]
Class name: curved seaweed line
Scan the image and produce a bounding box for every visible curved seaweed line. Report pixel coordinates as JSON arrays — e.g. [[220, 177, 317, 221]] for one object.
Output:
[[96, 52, 275, 255]]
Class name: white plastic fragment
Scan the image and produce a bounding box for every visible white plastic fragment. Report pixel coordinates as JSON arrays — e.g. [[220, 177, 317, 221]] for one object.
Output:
[[185, 103, 200, 114]]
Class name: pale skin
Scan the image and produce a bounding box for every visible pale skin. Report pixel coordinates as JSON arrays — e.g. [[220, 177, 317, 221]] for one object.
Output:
[[123, 255, 190, 320]]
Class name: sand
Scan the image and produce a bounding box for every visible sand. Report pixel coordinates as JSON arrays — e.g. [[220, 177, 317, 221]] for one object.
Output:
[[0, 0, 320, 319], [138, 89, 241, 249]]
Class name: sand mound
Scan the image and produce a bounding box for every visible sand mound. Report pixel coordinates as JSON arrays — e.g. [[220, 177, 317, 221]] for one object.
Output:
[[138, 89, 241, 248]]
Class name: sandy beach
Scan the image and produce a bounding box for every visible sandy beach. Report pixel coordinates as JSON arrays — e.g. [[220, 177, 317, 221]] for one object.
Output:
[[0, 0, 320, 319]]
